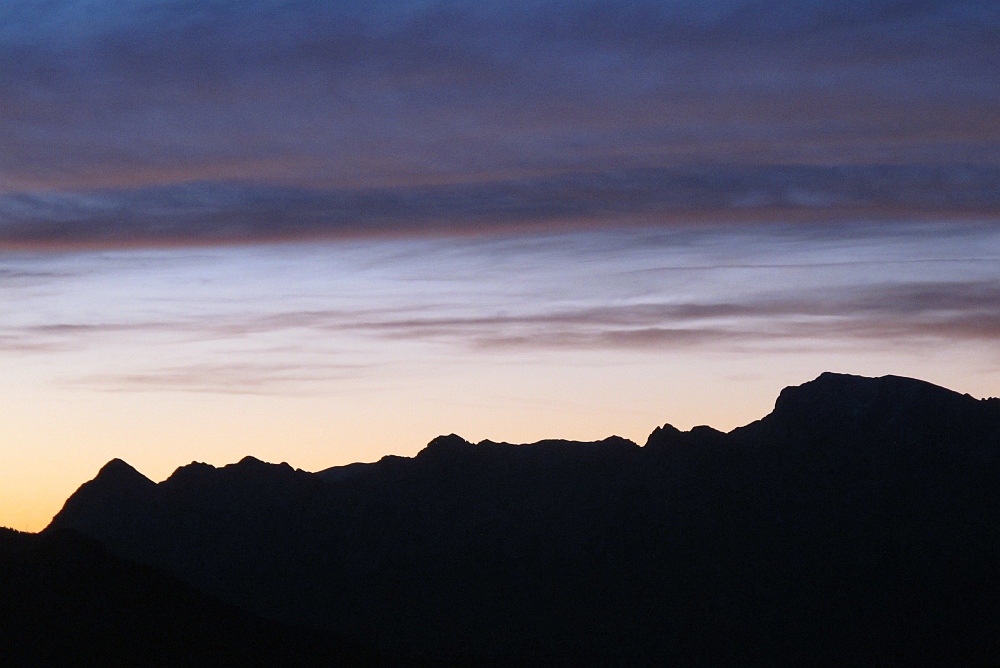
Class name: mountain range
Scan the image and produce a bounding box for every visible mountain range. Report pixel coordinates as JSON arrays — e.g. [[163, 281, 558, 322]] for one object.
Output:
[[6, 372, 1000, 665]]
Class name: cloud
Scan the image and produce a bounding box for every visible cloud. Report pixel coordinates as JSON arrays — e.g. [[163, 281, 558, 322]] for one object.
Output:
[[2, 215, 997, 397], [4, 238, 999, 392], [1, 166, 997, 248], [9, 276, 999, 354], [69, 361, 373, 395], [1, 0, 997, 192], [324, 279, 1000, 350]]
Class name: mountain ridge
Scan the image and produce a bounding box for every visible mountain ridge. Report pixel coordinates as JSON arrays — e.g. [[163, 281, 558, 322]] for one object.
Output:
[[75, 371, 998, 489], [45, 372, 1000, 666]]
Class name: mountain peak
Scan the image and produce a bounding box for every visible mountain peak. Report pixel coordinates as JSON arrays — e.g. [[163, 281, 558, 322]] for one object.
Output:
[[773, 372, 967, 417], [93, 458, 154, 488], [417, 434, 473, 459], [47, 459, 156, 534], [725, 372, 991, 447], [230, 456, 294, 472]]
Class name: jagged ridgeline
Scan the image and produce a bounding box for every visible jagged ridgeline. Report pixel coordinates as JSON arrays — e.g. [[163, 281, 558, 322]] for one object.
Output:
[[26, 374, 1000, 665]]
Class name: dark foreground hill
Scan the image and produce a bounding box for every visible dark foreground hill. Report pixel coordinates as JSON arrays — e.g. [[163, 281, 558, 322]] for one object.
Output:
[[0, 527, 381, 666], [49, 373, 1000, 666]]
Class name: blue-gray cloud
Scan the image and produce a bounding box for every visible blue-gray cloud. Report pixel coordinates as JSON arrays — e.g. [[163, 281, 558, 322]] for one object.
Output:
[[327, 279, 1000, 349], [1, 0, 998, 197], [16, 275, 1000, 394], [1, 165, 997, 247], [2, 214, 997, 394], [6, 276, 1000, 356]]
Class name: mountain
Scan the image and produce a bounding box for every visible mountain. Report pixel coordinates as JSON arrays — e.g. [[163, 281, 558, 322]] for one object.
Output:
[[0, 527, 381, 666], [49, 373, 1000, 666]]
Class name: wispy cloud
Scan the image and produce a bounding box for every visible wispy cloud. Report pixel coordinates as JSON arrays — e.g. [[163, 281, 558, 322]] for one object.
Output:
[[1, 166, 998, 248], [321, 279, 1000, 350], [70, 361, 374, 395], [0, 221, 995, 393], [1, 0, 997, 195], [7, 275, 1000, 392]]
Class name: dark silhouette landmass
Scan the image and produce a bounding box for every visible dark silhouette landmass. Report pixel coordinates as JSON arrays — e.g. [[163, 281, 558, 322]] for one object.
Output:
[[29, 373, 1000, 665], [0, 527, 380, 666]]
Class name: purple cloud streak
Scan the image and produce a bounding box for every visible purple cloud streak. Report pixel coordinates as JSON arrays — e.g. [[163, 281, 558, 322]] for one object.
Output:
[[1, 0, 997, 243], [1, 166, 997, 248]]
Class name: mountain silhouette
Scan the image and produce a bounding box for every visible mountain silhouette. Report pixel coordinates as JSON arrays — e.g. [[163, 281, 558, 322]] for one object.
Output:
[[0, 526, 382, 666], [48, 373, 1000, 666]]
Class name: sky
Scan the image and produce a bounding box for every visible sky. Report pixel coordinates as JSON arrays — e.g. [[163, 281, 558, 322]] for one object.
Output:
[[1, 0, 999, 530]]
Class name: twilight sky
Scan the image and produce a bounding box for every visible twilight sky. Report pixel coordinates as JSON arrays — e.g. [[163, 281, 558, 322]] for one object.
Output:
[[1, 0, 999, 530]]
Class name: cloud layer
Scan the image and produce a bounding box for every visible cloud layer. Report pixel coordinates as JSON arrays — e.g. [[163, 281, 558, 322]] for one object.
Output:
[[2, 0, 998, 202], [1, 222, 998, 392], [9, 276, 1000, 393], [1, 165, 998, 247]]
